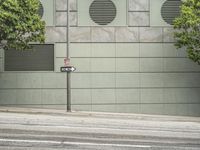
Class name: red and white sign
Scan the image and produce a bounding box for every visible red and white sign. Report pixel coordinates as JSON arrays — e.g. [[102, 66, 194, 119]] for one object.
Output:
[[64, 58, 70, 66]]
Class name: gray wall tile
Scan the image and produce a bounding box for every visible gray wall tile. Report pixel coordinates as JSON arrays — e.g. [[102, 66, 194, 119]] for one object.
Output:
[[163, 73, 200, 87], [0, 49, 3, 57], [116, 44, 139, 57], [71, 58, 91, 72], [163, 104, 177, 116], [92, 27, 115, 42], [141, 73, 164, 87], [42, 105, 66, 109], [116, 104, 140, 113], [91, 44, 115, 57], [56, 0, 67, 11], [71, 73, 91, 88], [163, 88, 197, 104], [17, 73, 42, 88], [69, 0, 77, 11], [140, 43, 163, 57], [116, 89, 140, 103], [70, 43, 91, 57], [140, 27, 163, 42], [91, 58, 115, 72], [176, 104, 189, 116], [55, 43, 67, 57], [140, 58, 163, 72], [42, 73, 66, 88], [129, 12, 149, 26], [92, 105, 116, 112], [163, 28, 175, 43], [91, 73, 115, 88], [71, 89, 91, 104], [70, 27, 91, 42], [0, 73, 17, 88], [186, 88, 200, 103], [42, 89, 66, 104], [15, 105, 42, 108], [92, 89, 116, 104], [188, 104, 200, 116], [141, 104, 164, 115], [72, 105, 91, 111], [0, 90, 17, 104], [116, 73, 140, 88], [163, 44, 187, 57], [141, 89, 163, 103], [55, 58, 65, 72], [116, 27, 139, 42], [56, 12, 67, 26], [129, 0, 149, 11], [0, 59, 3, 72], [46, 27, 67, 42], [164, 58, 200, 72], [69, 12, 77, 26], [116, 58, 139, 72], [16, 90, 41, 104]]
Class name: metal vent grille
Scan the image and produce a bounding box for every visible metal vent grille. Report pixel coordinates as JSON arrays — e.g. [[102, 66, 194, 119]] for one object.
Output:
[[5, 44, 54, 71], [89, 0, 117, 25], [161, 0, 182, 25], [38, 1, 44, 17]]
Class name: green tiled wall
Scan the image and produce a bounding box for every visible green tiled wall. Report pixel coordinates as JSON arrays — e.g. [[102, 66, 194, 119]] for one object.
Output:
[[0, 0, 200, 116], [70, 43, 200, 116]]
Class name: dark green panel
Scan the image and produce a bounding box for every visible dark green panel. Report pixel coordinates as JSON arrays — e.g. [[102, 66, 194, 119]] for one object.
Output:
[[5, 44, 54, 71]]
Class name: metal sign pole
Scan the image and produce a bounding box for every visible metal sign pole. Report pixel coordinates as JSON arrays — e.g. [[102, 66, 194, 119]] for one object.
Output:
[[67, 72, 71, 112], [66, 0, 71, 112]]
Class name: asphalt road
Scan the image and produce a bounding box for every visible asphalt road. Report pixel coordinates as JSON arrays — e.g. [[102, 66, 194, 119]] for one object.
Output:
[[0, 110, 200, 150]]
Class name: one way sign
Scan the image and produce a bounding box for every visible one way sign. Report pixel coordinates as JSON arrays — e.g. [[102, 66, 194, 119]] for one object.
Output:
[[60, 66, 76, 72]]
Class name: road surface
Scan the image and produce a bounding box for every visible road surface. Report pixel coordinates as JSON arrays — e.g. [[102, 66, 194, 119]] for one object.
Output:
[[0, 109, 199, 150]]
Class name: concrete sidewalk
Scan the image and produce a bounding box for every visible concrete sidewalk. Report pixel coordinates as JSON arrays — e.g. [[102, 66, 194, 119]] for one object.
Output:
[[0, 107, 200, 149], [0, 106, 200, 122]]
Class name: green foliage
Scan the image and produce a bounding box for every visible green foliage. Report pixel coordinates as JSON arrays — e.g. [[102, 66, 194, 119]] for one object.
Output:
[[0, 0, 45, 50], [173, 0, 200, 65]]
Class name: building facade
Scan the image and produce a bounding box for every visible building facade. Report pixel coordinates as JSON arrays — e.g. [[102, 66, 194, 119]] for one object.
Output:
[[0, 0, 200, 116]]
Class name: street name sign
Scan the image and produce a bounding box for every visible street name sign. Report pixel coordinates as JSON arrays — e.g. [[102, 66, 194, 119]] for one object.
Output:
[[60, 66, 76, 72]]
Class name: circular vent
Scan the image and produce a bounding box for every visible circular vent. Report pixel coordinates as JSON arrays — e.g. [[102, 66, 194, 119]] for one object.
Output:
[[161, 0, 182, 25], [89, 0, 117, 25], [38, 1, 44, 17]]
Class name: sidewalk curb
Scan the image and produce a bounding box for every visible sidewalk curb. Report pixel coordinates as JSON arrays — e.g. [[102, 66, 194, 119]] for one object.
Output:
[[0, 106, 200, 123]]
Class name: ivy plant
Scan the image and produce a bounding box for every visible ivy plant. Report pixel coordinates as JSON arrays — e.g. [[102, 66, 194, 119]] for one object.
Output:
[[0, 0, 45, 50], [173, 0, 200, 64]]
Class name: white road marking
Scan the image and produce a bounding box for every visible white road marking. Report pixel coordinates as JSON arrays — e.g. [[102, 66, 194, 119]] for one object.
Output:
[[0, 138, 61, 144], [0, 138, 151, 148], [63, 141, 152, 148]]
